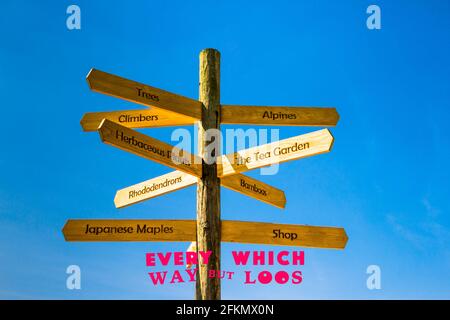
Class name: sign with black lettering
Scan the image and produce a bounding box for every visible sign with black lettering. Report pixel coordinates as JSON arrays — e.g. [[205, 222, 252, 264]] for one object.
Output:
[[81, 109, 195, 131], [114, 171, 198, 208], [222, 220, 348, 249], [98, 119, 202, 177], [62, 219, 196, 242], [86, 69, 202, 119], [221, 105, 339, 126], [219, 129, 334, 177], [220, 174, 286, 209]]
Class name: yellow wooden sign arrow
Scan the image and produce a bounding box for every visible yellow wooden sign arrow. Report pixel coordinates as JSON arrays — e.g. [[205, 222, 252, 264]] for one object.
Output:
[[81, 109, 195, 131], [62, 219, 196, 242], [218, 129, 334, 177], [114, 171, 198, 209], [221, 105, 339, 126], [98, 119, 202, 177], [222, 220, 348, 249], [86, 69, 202, 119]]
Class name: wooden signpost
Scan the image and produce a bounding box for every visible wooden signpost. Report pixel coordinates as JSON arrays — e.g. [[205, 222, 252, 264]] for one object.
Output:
[[81, 109, 195, 131], [222, 221, 348, 249], [65, 48, 347, 300], [114, 171, 198, 209], [218, 129, 334, 177], [98, 118, 202, 177], [63, 219, 347, 250], [63, 219, 196, 242], [221, 105, 339, 127], [87, 69, 202, 119]]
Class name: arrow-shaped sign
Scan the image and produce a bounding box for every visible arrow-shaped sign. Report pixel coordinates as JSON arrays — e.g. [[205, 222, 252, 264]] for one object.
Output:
[[81, 109, 195, 131], [62, 219, 196, 242], [218, 129, 334, 177], [98, 119, 202, 177], [86, 69, 202, 119], [62, 219, 348, 249], [221, 105, 339, 126], [114, 171, 198, 209], [222, 220, 348, 249]]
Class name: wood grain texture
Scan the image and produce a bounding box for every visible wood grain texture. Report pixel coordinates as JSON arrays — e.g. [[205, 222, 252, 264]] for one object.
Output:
[[86, 69, 202, 119], [222, 220, 348, 249], [62, 219, 348, 249], [221, 174, 286, 209], [114, 171, 198, 208], [115, 171, 285, 209], [221, 105, 339, 126], [98, 119, 202, 177], [196, 48, 221, 300], [80, 109, 195, 131], [218, 129, 334, 177], [62, 219, 196, 242]]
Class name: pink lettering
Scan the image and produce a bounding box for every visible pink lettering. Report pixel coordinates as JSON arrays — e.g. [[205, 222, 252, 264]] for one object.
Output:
[[148, 271, 167, 285]]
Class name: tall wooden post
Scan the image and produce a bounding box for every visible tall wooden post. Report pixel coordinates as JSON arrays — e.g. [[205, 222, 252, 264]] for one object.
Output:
[[196, 48, 221, 300]]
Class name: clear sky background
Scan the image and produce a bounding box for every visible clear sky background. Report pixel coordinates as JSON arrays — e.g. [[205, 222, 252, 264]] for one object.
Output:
[[0, 0, 449, 299]]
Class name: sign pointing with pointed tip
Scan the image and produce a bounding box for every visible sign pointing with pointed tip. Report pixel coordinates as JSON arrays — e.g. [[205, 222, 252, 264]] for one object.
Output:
[[98, 119, 202, 177], [222, 220, 348, 249], [114, 171, 198, 209], [86, 69, 202, 119], [221, 105, 340, 127], [62, 219, 197, 242], [218, 129, 334, 177], [80, 109, 195, 132]]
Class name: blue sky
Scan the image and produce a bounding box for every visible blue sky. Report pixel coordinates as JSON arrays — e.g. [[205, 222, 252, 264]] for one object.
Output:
[[0, 0, 449, 299]]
